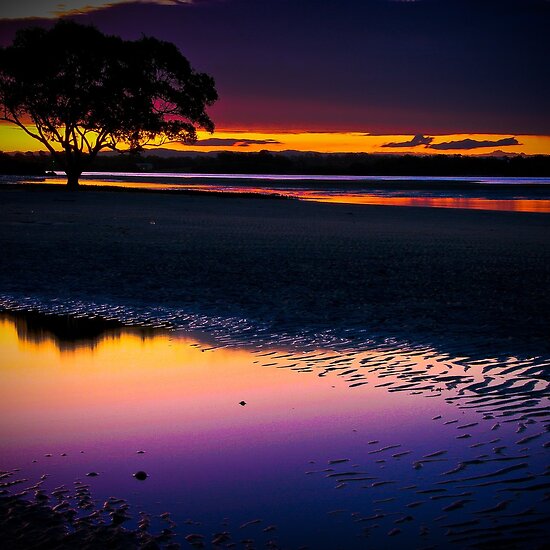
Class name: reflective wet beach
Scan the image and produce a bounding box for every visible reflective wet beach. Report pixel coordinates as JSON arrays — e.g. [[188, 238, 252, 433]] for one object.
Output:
[[1, 312, 548, 548], [31, 172, 550, 213]]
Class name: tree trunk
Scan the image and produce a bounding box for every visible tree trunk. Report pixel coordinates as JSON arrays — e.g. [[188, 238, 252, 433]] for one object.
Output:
[[66, 171, 81, 190]]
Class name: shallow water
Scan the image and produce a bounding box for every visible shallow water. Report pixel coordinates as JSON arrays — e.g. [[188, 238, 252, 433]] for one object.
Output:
[[29, 172, 550, 213], [1, 312, 548, 548]]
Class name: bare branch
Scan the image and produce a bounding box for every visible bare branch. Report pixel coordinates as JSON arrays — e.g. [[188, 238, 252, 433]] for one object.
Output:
[[75, 126, 93, 154], [2, 112, 59, 157]]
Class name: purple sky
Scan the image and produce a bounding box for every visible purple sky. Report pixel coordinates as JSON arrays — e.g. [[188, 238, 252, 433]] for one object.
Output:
[[0, 0, 549, 135]]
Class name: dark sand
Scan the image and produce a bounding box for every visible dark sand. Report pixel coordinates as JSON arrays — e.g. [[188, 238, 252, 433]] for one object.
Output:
[[0, 185, 549, 354], [0, 473, 180, 550]]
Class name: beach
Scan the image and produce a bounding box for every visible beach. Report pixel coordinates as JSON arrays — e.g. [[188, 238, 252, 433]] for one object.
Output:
[[1, 1, 548, 546], [0, 185, 549, 355], [1, 184, 550, 549]]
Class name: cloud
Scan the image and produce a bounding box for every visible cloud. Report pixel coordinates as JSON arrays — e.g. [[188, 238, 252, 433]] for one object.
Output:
[[0, 0, 192, 20], [382, 134, 433, 148], [191, 137, 282, 147], [428, 137, 520, 150], [380, 135, 521, 151]]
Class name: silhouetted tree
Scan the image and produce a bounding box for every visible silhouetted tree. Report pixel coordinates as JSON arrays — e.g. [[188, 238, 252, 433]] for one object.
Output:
[[0, 20, 217, 188]]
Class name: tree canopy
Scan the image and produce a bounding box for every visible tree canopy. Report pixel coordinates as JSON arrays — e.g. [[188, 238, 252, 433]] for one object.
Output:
[[0, 20, 218, 187]]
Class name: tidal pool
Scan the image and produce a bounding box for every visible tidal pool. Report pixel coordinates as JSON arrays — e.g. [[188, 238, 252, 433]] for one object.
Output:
[[1, 312, 548, 548]]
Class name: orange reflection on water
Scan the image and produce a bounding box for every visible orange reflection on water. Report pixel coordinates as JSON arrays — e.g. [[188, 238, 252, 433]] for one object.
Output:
[[304, 194, 550, 213], [0, 318, 402, 451], [44, 178, 183, 191], [38, 178, 550, 213]]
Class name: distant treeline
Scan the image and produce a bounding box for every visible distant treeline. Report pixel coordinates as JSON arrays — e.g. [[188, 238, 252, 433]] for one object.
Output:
[[2, 149, 550, 176], [0, 151, 52, 175]]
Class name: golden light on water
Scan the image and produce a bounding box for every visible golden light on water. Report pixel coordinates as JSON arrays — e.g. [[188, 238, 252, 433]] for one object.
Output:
[[0, 317, 396, 448], [307, 195, 550, 213]]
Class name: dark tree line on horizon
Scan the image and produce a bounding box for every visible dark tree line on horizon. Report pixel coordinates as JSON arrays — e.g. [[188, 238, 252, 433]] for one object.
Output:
[[1, 150, 549, 178]]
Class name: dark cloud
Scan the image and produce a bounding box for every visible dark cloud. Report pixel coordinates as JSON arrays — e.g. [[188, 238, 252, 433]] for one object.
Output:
[[0, 1, 223, 20], [382, 134, 433, 148], [192, 137, 281, 147], [428, 137, 520, 150]]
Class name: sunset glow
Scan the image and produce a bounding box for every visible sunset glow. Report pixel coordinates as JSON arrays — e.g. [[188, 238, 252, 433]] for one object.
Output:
[[2, 123, 549, 156], [1, 0, 547, 146]]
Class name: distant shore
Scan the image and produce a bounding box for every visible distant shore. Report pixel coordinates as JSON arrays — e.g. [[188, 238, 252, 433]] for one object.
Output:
[[1, 185, 549, 356], [2, 149, 550, 178]]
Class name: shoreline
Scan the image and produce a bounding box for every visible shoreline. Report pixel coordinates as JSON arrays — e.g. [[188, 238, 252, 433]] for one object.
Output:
[[4, 174, 550, 191], [3, 179, 550, 216], [0, 181, 296, 201], [1, 186, 549, 357]]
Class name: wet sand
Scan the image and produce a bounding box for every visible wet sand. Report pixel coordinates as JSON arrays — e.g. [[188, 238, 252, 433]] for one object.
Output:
[[2, 186, 549, 548], [0, 477, 178, 550], [0, 185, 549, 355], [1, 313, 549, 549]]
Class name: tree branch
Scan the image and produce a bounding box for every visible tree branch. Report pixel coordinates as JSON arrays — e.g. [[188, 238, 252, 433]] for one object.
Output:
[[75, 126, 93, 155], [1, 112, 60, 158]]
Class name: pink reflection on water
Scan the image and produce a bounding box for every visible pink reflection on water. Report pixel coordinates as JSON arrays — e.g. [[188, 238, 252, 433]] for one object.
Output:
[[0, 315, 449, 546], [0, 318, 423, 452], [1, 314, 547, 547]]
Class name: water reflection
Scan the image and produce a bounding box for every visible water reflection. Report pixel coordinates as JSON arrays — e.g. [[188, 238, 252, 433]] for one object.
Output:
[[308, 193, 550, 212], [1, 313, 548, 548], [1, 311, 136, 352], [38, 176, 550, 213]]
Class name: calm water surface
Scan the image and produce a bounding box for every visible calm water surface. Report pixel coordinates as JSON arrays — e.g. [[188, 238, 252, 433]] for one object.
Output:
[[34, 172, 550, 213], [1, 313, 548, 548]]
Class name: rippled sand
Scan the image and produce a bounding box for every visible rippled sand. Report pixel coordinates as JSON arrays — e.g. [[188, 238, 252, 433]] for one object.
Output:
[[1, 186, 549, 356]]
